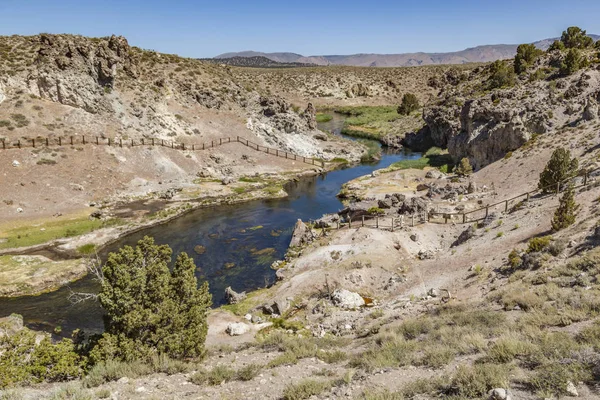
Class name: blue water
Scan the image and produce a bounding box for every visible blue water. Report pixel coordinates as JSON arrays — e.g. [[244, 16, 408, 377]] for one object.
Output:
[[0, 116, 420, 335]]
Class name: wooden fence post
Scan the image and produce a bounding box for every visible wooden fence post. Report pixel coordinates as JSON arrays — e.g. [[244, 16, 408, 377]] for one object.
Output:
[[59, 137, 62, 146], [526, 192, 530, 202], [219, 138, 222, 145], [462, 213, 466, 223], [505, 200, 508, 212], [203, 143, 205, 150], [192, 144, 195, 150], [96, 136, 99, 145], [362, 215, 365, 227], [485, 205, 489, 218], [108, 138, 111, 146], [556, 182, 560, 195], [376, 216, 379, 228], [82, 136, 86, 145], [584, 172, 588, 186], [17, 140, 21, 149], [1, 139, 4, 150], [141, 139, 144, 146], [70, 136, 73, 145], [46, 138, 49, 146], [119, 139, 122, 148], [349, 217, 352, 229], [32, 138, 35, 148], [391, 218, 394, 232], [131, 139, 134, 147]]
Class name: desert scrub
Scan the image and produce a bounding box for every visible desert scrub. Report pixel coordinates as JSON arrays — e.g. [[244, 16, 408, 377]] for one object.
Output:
[[189, 365, 236, 386], [282, 379, 331, 400], [447, 363, 511, 398]]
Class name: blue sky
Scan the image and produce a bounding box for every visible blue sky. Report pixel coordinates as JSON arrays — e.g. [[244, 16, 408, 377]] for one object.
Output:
[[0, 0, 598, 57]]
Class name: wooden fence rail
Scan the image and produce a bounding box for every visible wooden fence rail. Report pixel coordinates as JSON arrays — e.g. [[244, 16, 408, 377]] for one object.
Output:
[[0, 135, 325, 168]]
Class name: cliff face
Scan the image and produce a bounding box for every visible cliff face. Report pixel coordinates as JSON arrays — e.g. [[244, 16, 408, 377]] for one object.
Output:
[[0, 34, 357, 160], [419, 51, 600, 169]]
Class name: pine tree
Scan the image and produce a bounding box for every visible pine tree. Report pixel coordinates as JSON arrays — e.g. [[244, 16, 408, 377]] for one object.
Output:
[[538, 148, 578, 193], [90, 236, 211, 363], [552, 184, 579, 231]]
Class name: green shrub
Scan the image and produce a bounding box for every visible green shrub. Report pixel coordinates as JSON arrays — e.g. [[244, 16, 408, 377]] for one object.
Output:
[[455, 157, 473, 176], [529, 362, 590, 396], [397, 93, 420, 115], [548, 40, 565, 52], [76, 243, 96, 255], [527, 236, 551, 253], [84, 360, 152, 387], [315, 113, 333, 123], [488, 60, 516, 89], [189, 365, 236, 386], [89, 237, 212, 363], [0, 325, 85, 388]]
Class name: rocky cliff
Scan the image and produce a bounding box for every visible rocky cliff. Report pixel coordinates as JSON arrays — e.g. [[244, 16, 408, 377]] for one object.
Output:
[[0, 34, 359, 160], [417, 50, 600, 169]]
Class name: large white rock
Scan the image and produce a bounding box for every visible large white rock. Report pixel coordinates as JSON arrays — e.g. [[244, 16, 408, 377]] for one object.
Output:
[[226, 322, 250, 336], [331, 289, 365, 309]]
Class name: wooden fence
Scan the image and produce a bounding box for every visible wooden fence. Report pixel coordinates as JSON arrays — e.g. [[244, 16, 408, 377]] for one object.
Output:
[[0, 135, 325, 167]]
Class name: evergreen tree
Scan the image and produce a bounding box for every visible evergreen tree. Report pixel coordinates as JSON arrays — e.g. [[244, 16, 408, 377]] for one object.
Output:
[[548, 40, 565, 52], [560, 48, 583, 76], [552, 184, 579, 231], [561, 26, 594, 49], [487, 60, 516, 89], [538, 148, 578, 193], [455, 157, 473, 177], [90, 236, 211, 363], [514, 44, 543, 74], [397, 93, 420, 115]]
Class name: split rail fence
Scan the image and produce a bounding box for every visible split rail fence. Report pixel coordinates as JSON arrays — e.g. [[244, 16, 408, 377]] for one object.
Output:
[[0, 135, 325, 167]]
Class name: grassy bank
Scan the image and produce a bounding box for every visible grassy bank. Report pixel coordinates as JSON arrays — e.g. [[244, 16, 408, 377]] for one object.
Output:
[[334, 105, 424, 143], [315, 113, 333, 123], [388, 147, 454, 172], [0, 214, 122, 250]]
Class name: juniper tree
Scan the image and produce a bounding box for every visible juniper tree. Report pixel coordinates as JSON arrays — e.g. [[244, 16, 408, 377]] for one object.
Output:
[[560, 26, 594, 49], [487, 60, 516, 89], [397, 93, 420, 115], [514, 44, 543, 74], [538, 148, 578, 193], [552, 184, 579, 231], [89, 236, 211, 363], [560, 48, 583, 76]]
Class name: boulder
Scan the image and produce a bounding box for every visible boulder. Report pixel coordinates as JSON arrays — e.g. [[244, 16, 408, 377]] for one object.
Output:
[[289, 219, 312, 248], [565, 381, 578, 397], [425, 170, 442, 179], [12, 160, 20, 167], [303, 102, 317, 130], [452, 225, 476, 247], [378, 198, 392, 209], [226, 322, 249, 336], [221, 176, 234, 185], [331, 289, 365, 309], [582, 98, 598, 121], [467, 181, 477, 194], [224, 286, 246, 305], [418, 250, 435, 260], [416, 183, 430, 191], [488, 388, 511, 400]]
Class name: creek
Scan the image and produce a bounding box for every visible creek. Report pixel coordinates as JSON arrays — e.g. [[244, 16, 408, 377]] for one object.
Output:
[[0, 113, 421, 335]]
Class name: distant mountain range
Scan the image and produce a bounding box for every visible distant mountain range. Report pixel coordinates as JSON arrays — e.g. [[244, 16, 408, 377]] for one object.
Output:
[[200, 56, 315, 68], [215, 35, 600, 67]]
